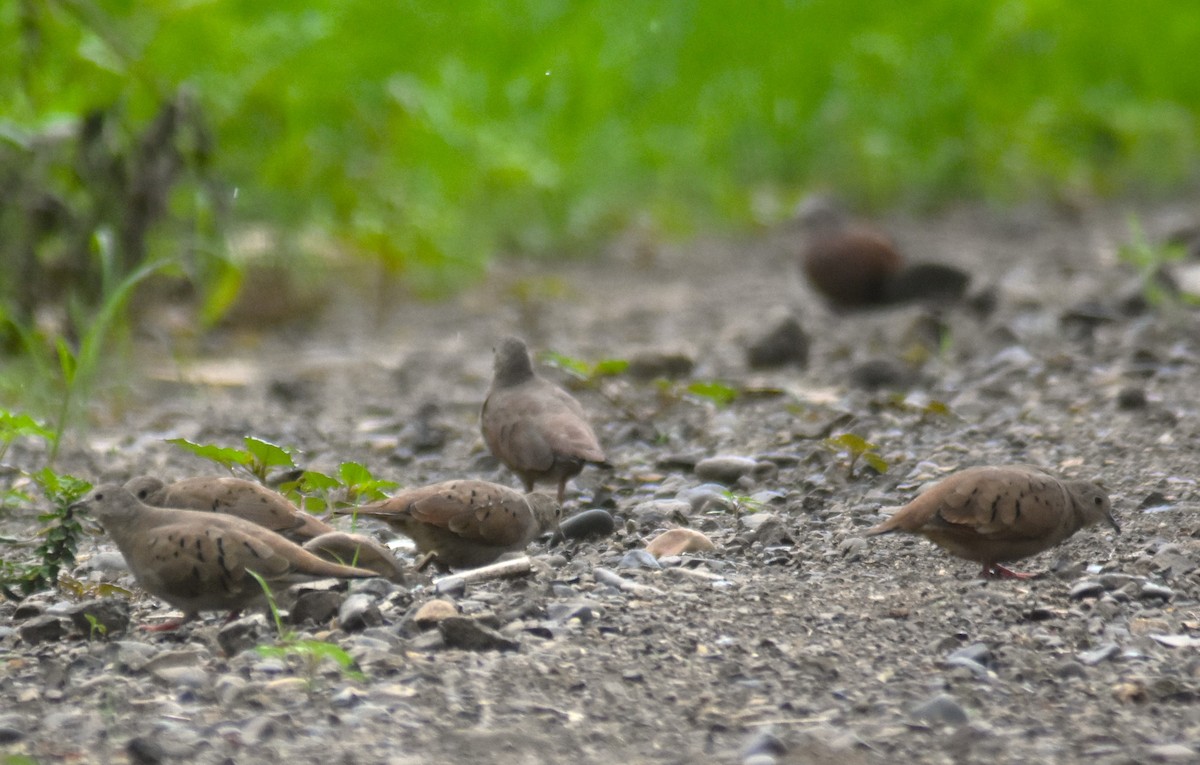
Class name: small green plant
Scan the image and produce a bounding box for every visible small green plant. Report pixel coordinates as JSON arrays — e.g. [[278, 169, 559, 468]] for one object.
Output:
[[1, 468, 92, 596], [83, 612, 108, 640], [823, 433, 889, 477], [542, 350, 631, 387], [248, 570, 366, 690], [684, 380, 740, 408], [167, 436, 298, 483], [1118, 215, 1197, 307]]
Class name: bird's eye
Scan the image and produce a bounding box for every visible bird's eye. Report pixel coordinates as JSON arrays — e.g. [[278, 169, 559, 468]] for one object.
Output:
[[95, 493, 104, 501], [1094, 497, 1103, 505]]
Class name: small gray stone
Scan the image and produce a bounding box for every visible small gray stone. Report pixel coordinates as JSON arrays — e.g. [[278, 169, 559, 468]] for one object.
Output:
[[150, 665, 211, 690], [18, 615, 68, 644], [1138, 582, 1174, 601], [438, 616, 521, 652], [695, 455, 760, 484], [68, 598, 131, 638], [339, 594, 382, 632], [1146, 743, 1198, 762], [1078, 642, 1120, 666], [626, 349, 695, 380], [0, 714, 26, 743], [557, 509, 616, 541], [1069, 580, 1105, 600], [349, 578, 395, 598], [630, 500, 692, 526], [947, 643, 991, 665], [746, 314, 809, 369], [84, 551, 130, 573], [217, 614, 269, 656], [911, 693, 969, 726], [547, 600, 603, 624], [677, 484, 736, 514], [290, 590, 343, 626], [619, 549, 662, 570], [331, 686, 368, 708]]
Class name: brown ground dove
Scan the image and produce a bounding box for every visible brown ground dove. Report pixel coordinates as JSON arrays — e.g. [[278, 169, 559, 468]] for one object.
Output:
[[302, 531, 406, 583], [481, 336, 607, 502], [124, 476, 334, 542], [866, 465, 1118, 578], [74, 484, 378, 630], [794, 196, 967, 309], [335, 479, 560, 570]]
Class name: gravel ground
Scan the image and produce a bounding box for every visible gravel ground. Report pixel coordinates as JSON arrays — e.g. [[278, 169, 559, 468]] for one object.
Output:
[[1, 201, 1198, 765]]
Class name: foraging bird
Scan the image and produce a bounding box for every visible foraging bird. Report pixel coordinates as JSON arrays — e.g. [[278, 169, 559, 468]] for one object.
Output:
[[302, 531, 406, 583], [335, 479, 560, 570], [865, 465, 1118, 579], [793, 196, 968, 309], [124, 476, 334, 543], [481, 336, 607, 503], [74, 484, 376, 630]]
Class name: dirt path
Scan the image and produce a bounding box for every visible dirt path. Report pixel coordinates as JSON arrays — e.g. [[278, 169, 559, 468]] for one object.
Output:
[[1, 201, 1198, 764]]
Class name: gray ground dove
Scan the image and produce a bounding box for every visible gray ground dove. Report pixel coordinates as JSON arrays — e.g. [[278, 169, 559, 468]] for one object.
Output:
[[481, 336, 607, 502], [865, 465, 1118, 578], [74, 484, 377, 630], [334, 479, 560, 570], [302, 531, 406, 583], [124, 476, 334, 542]]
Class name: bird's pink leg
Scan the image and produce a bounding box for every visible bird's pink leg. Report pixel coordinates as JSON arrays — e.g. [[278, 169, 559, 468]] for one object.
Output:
[[982, 564, 1036, 580]]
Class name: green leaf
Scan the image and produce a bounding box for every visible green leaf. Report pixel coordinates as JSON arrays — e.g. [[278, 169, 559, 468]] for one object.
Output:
[[243, 437, 296, 470], [685, 381, 739, 407], [166, 438, 254, 469], [863, 453, 890, 474], [591, 359, 631, 377], [337, 461, 373, 488], [541, 351, 591, 380], [824, 433, 877, 455]]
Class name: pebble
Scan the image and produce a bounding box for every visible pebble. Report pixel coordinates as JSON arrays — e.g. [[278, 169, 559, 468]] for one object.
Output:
[[745, 313, 809, 369], [150, 665, 211, 690], [1146, 743, 1198, 762], [0, 714, 26, 743], [677, 484, 736, 514], [83, 551, 130, 573], [1069, 580, 1105, 599], [627, 348, 696, 380], [694, 455, 761, 484], [438, 616, 521, 652], [630, 499, 692, 526], [557, 508, 616, 541], [68, 598, 131, 637], [18, 615, 68, 643], [645, 528, 715, 558], [547, 600, 603, 624], [413, 599, 458, 628], [331, 687, 368, 708], [349, 578, 395, 598], [290, 590, 343, 625], [338, 594, 382, 632], [911, 693, 969, 726], [1138, 582, 1174, 601], [1078, 643, 1120, 666], [217, 615, 269, 657], [849, 358, 912, 390], [618, 549, 662, 570]]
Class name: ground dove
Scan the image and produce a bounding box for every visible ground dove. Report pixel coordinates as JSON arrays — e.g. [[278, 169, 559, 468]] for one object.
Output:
[[302, 531, 406, 583], [481, 336, 607, 502], [335, 479, 560, 570], [866, 465, 1118, 578], [794, 196, 968, 309], [124, 476, 334, 542], [74, 484, 377, 630]]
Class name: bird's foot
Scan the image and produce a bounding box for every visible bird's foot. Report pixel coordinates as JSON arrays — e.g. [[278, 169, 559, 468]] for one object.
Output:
[[414, 552, 439, 572], [982, 564, 1036, 580]]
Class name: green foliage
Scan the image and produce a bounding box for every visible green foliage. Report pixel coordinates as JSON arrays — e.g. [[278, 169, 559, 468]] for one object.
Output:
[[1, 468, 92, 596], [684, 381, 740, 408], [542, 350, 630, 385], [249, 570, 366, 687], [167, 436, 296, 483], [168, 436, 396, 510], [1118, 215, 1197, 307], [5, 1, 1200, 299], [823, 433, 889, 477]]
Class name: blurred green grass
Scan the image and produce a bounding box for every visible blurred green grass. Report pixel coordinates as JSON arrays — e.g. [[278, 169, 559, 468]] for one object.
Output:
[[4, 0, 1200, 292]]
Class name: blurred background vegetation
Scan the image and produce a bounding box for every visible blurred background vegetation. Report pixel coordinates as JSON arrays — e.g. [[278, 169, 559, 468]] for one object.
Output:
[[1, 0, 1199, 416]]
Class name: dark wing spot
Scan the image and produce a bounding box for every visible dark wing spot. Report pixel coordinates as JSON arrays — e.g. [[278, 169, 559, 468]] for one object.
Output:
[[989, 497, 1000, 522], [1013, 499, 1022, 520]]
